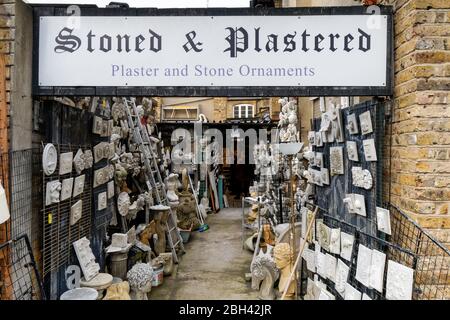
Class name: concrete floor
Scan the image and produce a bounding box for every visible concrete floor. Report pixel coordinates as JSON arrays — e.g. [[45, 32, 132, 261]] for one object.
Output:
[[150, 208, 259, 300]]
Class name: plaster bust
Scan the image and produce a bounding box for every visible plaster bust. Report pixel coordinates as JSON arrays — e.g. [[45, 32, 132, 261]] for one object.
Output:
[[127, 263, 153, 300], [273, 243, 295, 299]]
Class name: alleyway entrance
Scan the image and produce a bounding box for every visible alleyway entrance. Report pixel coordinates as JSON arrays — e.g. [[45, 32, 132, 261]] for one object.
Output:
[[151, 208, 258, 300]]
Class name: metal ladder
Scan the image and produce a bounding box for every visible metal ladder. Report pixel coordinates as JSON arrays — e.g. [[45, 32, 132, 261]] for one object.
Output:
[[122, 97, 185, 263]]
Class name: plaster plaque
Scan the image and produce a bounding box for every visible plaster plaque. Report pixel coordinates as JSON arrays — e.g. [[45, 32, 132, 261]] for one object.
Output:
[[107, 180, 115, 199], [70, 200, 83, 226], [317, 220, 331, 251], [59, 152, 73, 175], [60, 178, 74, 201], [92, 116, 103, 135], [325, 253, 337, 282], [311, 169, 323, 187], [72, 175, 85, 197], [369, 249, 386, 293], [321, 168, 330, 185], [316, 250, 327, 279], [73, 149, 85, 175], [344, 283, 362, 300], [376, 207, 392, 235], [359, 111, 373, 135], [308, 131, 316, 146], [329, 146, 344, 176], [386, 260, 414, 300], [42, 143, 58, 176], [315, 132, 323, 147], [340, 232, 354, 262], [355, 244, 372, 287], [335, 259, 350, 297], [346, 113, 359, 135], [346, 141, 359, 162], [343, 193, 366, 217], [84, 150, 93, 169], [341, 97, 349, 109], [329, 228, 341, 255], [98, 192, 107, 211], [362, 293, 372, 300], [93, 143, 105, 163], [351, 166, 373, 190], [363, 139, 377, 161], [314, 152, 324, 168], [93, 167, 108, 188], [73, 237, 100, 282], [46, 180, 62, 206], [301, 248, 316, 273]]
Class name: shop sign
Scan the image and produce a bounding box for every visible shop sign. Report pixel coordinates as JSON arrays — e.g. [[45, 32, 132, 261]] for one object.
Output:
[[34, 7, 393, 96]]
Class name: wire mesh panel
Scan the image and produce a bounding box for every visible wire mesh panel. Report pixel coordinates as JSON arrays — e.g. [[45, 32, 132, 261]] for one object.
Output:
[[9, 150, 33, 240], [0, 235, 45, 300], [42, 144, 92, 277], [389, 204, 450, 300], [301, 203, 450, 300]]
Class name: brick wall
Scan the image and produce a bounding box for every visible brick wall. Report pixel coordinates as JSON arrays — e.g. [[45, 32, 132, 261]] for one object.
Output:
[[0, 1, 14, 145], [391, 0, 450, 247]]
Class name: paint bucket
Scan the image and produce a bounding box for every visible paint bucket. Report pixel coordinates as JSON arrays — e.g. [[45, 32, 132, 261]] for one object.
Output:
[[152, 263, 164, 287]]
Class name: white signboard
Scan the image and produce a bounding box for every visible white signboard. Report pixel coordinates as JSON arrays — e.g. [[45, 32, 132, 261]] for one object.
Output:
[[38, 15, 388, 88]]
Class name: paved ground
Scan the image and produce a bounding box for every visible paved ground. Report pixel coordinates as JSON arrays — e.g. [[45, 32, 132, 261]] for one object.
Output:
[[150, 208, 259, 300]]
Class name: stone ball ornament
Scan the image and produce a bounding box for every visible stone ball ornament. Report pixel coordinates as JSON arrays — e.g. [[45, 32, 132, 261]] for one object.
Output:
[[42, 143, 58, 176]]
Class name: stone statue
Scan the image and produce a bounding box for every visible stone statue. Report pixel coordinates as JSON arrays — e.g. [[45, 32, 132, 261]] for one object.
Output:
[[251, 246, 279, 300], [273, 243, 296, 299], [165, 173, 180, 206], [127, 263, 153, 300], [103, 281, 131, 300]]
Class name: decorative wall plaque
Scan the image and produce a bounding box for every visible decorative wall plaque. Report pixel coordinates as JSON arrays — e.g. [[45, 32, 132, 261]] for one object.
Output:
[[330, 146, 344, 176], [363, 138, 377, 161], [344, 283, 362, 300], [72, 175, 85, 197], [301, 248, 316, 273], [316, 251, 327, 279], [107, 180, 115, 199], [321, 168, 330, 185], [45, 180, 62, 206], [359, 111, 373, 135], [98, 192, 107, 211], [93, 143, 105, 163], [314, 152, 324, 168], [346, 113, 359, 135], [325, 253, 337, 282], [94, 167, 108, 188], [386, 260, 414, 300], [84, 150, 94, 168], [92, 116, 103, 135], [376, 207, 392, 235], [42, 143, 58, 176], [60, 178, 74, 201], [329, 228, 341, 254], [59, 152, 73, 175], [73, 237, 100, 282], [346, 141, 359, 161], [308, 131, 316, 146], [369, 249, 386, 293], [315, 132, 323, 147], [343, 193, 366, 216], [73, 149, 85, 175], [340, 231, 354, 262], [355, 244, 372, 287], [351, 166, 373, 190], [335, 259, 350, 297], [317, 220, 331, 251], [70, 200, 83, 225]]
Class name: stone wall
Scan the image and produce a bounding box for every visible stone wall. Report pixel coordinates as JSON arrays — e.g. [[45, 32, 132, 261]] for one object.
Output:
[[391, 0, 450, 247]]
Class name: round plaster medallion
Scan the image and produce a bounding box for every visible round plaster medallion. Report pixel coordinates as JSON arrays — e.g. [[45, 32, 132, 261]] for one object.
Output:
[[43, 143, 58, 176]]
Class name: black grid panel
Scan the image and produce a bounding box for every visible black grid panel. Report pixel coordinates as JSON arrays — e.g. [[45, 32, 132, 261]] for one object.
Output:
[[312, 100, 384, 236], [0, 235, 45, 300], [42, 144, 92, 277]]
